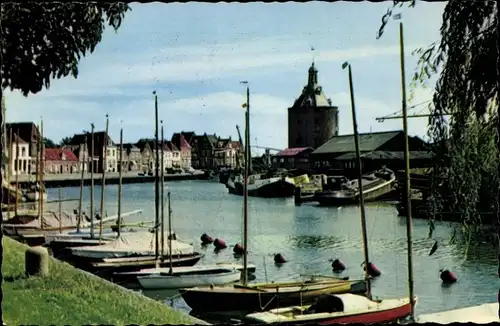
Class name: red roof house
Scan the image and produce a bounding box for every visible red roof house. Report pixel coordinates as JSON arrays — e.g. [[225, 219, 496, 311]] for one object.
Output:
[[272, 147, 314, 171], [44, 148, 79, 174]]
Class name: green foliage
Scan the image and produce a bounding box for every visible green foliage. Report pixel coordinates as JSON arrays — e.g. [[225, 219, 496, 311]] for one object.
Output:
[[43, 137, 57, 148], [377, 1, 500, 246], [59, 136, 73, 146], [1, 2, 130, 96]]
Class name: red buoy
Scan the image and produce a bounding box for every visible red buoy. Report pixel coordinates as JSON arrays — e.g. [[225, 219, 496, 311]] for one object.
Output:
[[233, 243, 245, 255], [274, 253, 287, 264], [331, 259, 346, 272], [440, 269, 457, 284], [200, 233, 213, 245], [364, 262, 381, 277], [213, 238, 227, 250]]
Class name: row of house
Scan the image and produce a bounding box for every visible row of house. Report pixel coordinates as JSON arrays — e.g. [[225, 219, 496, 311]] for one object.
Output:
[[4, 123, 244, 175]]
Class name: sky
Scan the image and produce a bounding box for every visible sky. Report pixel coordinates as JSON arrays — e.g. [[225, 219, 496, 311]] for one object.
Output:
[[5, 1, 446, 154]]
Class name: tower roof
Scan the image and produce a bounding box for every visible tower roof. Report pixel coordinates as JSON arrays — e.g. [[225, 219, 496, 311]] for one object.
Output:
[[291, 63, 332, 108]]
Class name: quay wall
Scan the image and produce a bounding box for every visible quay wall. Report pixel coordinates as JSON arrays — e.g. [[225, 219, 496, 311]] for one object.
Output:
[[10, 171, 210, 188]]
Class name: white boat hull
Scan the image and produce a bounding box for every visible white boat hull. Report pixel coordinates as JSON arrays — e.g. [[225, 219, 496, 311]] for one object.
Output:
[[137, 268, 241, 289]]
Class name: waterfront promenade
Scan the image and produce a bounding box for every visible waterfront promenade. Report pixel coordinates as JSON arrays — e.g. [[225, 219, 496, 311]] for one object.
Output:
[[11, 171, 210, 188]]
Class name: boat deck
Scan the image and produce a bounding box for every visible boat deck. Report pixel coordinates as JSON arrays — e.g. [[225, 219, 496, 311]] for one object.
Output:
[[416, 303, 498, 323]]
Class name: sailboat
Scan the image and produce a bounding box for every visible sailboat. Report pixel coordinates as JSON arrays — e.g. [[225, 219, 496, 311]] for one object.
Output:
[[223, 88, 298, 198], [125, 125, 239, 289], [181, 82, 366, 313], [243, 61, 417, 324]]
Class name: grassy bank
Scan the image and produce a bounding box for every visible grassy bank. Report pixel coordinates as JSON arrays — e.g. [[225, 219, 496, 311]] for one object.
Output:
[[1, 237, 199, 325]]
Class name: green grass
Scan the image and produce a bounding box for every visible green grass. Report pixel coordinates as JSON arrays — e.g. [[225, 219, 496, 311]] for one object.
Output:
[[2, 237, 200, 325]]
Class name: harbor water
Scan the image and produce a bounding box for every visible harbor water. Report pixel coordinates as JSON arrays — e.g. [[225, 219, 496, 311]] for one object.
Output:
[[47, 180, 498, 318]]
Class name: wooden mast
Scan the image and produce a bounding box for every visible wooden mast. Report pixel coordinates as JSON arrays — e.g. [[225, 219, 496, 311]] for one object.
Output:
[[168, 191, 173, 274], [14, 129, 19, 217], [7, 129, 12, 220], [342, 61, 372, 299], [99, 114, 110, 242], [241, 81, 250, 286], [160, 121, 165, 264], [90, 123, 95, 238], [153, 91, 160, 261], [398, 19, 415, 318], [117, 124, 123, 238], [39, 118, 45, 228], [77, 133, 87, 233]]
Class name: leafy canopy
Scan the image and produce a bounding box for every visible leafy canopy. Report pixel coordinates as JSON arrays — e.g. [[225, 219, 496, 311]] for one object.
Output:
[[1, 2, 130, 96]]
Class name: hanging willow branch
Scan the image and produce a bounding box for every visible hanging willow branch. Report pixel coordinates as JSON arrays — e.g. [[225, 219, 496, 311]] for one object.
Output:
[[377, 0, 500, 247]]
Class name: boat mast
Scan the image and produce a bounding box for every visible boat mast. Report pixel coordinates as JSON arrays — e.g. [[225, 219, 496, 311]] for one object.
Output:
[[160, 121, 165, 263], [14, 129, 19, 217], [99, 114, 109, 243], [35, 125, 39, 221], [342, 62, 372, 299], [117, 124, 123, 237], [168, 192, 173, 275], [153, 90, 160, 261], [7, 129, 12, 220], [77, 133, 87, 233], [39, 119, 45, 228], [90, 123, 95, 238], [398, 18, 415, 318], [241, 80, 250, 286]]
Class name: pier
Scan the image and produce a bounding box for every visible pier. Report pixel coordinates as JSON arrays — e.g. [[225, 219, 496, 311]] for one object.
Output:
[[10, 171, 210, 188]]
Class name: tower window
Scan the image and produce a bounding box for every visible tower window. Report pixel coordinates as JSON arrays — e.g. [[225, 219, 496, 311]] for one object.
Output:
[[297, 119, 302, 125]]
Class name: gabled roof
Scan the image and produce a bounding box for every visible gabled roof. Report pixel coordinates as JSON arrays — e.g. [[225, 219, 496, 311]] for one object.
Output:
[[45, 148, 78, 162], [313, 131, 403, 155], [231, 141, 241, 148], [6, 122, 40, 143], [172, 131, 197, 147], [123, 143, 140, 151], [10, 133, 28, 145], [179, 134, 192, 150], [216, 137, 232, 149], [277, 147, 313, 157], [167, 141, 179, 152], [334, 150, 433, 161]]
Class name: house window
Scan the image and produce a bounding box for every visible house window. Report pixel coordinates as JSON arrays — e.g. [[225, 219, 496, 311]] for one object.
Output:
[[107, 149, 111, 156], [21, 147, 26, 157], [279, 158, 284, 163], [288, 158, 294, 164], [314, 118, 320, 125]]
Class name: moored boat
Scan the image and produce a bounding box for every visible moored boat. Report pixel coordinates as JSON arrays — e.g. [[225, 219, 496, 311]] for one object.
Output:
[[181, 278, 368, 313], [243, 293, 417, 324], [68, 231, 194, 260], [136, 265, 242, 289], [314, 168, 395, 206], [226, 173, 298, 198]]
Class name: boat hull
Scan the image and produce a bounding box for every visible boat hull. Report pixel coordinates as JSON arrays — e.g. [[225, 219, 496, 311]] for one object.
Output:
[[25, 191, 48, 202], [181, 280, 367, 313], [244, 297, 415, 324], [229, 178, 296, 198], [138, 269, 241, 289]]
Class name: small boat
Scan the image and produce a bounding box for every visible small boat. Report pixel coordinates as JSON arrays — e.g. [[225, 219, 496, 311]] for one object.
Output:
[[226, 173, 298, 198], [136, 265, 242, 289], [243, 293, 417, 324], [314, 168, 396, 206], [68, 231, 195, 260], [181, 278, 368, 313]]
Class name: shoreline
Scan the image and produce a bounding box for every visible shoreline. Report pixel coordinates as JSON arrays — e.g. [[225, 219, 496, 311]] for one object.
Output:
[[9, 171, 211, 188]]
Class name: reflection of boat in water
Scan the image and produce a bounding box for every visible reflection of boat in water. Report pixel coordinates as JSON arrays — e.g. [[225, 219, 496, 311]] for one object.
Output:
[[243, 293, 417, 324], [314, 168, 395, 206]]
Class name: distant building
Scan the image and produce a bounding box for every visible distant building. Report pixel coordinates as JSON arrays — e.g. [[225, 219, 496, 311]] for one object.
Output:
[[123, 143, 142, 171], [7, 134, 31, 176], [272, 147, 314, 171], [44, 148, 79, 174], [68, 131, 115, 173], [167, 141, 181, 168], [6, 122, 41, 173], [171, 133, 193, 169], [135, 139, 154, 172], [311, 130, 430, 177], [288, 62, 339, 149]]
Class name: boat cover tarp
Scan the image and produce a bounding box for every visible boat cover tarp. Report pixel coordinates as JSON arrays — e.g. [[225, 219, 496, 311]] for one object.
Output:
[[71, 231, 194, 256], [3, 211, 78, 229]]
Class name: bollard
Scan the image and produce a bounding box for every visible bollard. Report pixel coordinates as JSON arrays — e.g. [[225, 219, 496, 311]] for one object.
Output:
[[25, 246, 50, 277]]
